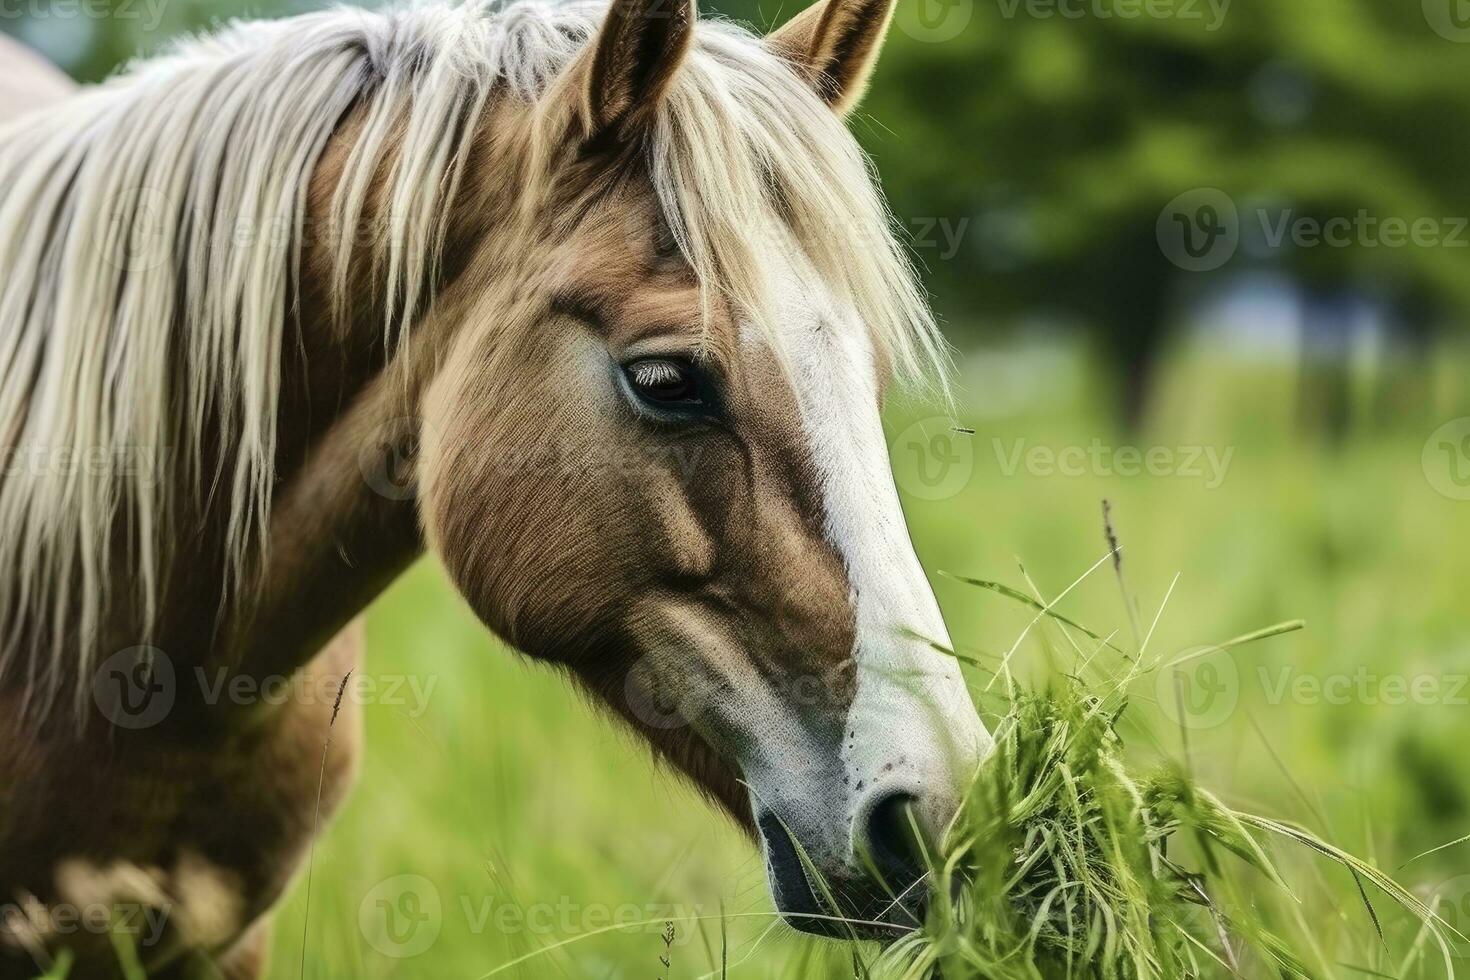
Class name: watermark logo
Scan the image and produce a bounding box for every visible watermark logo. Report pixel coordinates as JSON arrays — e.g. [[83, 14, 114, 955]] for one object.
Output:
[[359, 875, 442, 958], [1424, 0, 1470, 42], [1155, 646, 1239, 730], [624, 656, 702, 730], [95, 186, 172, 274], [91, 646, 175, 730], [896, 0, 973, 42], [623, 661, 861, 731], [1423, 417, 1470, 501], [1435, 874, 1470, 956], [359, 417, 431, 501], [1157, 188, 1239, 272], [891, 417, 975, 501]]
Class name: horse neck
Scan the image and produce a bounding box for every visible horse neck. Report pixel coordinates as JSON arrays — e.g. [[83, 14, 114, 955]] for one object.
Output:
[[171, 307, 425, 698], [172, 103, 523, 697]]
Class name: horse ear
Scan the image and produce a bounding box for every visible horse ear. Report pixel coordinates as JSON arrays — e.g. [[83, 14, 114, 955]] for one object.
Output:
[[581, 0, 696, 138], [768, 0, 896, 115]]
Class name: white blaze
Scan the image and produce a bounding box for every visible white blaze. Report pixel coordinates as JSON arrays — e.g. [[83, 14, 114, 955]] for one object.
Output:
[[778, 280, 992, 850]]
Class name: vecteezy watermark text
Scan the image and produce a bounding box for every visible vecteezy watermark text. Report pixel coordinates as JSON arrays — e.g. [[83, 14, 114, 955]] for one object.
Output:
[[357, 874, 702, 959], [993, 0, 1229, 31], [1158, 188, 1470, 272], [92, 647, 438, 728], [0, 0, 168, 30], [0, 896, 170, 951], [993, 437, 1234, 488], [1159, 650, 1470, 731], [194, 668, 437, 719], [2, 444, 169, 487]]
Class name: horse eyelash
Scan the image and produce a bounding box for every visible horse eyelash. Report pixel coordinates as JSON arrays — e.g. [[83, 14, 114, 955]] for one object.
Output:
[[630, 359, 684, 388]]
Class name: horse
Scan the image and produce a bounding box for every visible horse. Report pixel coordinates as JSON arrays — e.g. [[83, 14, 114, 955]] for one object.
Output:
[[0, 0, 992, 973]]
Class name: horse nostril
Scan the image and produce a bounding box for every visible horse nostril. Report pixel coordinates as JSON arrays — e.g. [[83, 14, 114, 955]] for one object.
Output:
[[861, 792, 927, 886]]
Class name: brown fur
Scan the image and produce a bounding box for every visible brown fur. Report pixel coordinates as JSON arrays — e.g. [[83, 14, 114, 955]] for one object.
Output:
[[0, 0, 906, 972], [420, 173, 860, 816]]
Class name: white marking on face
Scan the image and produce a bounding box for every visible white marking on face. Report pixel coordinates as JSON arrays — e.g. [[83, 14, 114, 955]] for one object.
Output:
[[754, 265, 993, 856]]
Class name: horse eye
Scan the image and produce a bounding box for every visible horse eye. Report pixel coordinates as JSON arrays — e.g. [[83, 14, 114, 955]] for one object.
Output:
[[623, 357, 703, 408]]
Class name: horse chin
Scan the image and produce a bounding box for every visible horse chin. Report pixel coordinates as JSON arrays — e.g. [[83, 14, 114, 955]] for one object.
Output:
[[774, 886, 927, 942]]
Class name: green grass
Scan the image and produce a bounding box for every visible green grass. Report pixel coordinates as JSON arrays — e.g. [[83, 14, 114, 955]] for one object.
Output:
[[269, 344, 1470, 978], [884, 597, 1456, 978]]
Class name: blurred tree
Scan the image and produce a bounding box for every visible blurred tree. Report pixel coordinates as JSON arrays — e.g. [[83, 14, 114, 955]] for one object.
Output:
[[769, 0, 1470, 427]]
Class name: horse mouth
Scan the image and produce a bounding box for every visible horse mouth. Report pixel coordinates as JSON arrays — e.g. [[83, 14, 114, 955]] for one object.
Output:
[[756, 812, 928, 940]]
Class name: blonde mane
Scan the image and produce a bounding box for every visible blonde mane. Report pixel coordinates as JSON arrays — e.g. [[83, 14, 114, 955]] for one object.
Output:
[[0, 0, 944, 714]]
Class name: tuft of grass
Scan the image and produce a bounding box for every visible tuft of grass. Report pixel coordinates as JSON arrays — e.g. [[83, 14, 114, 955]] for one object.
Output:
[[872, 566, 1463, 980], [878, 675, 1461, 978]]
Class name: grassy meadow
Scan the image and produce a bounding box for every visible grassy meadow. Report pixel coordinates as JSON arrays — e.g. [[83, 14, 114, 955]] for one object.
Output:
[[269, 338, 1470, 978]]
